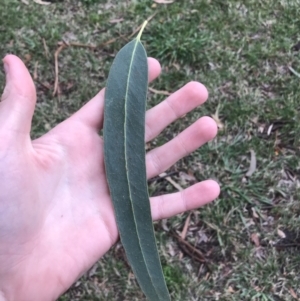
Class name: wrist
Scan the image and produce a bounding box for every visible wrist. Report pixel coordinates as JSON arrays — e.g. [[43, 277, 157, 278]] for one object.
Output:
[[0, 249, 65, 301], [0, 258, 65, 301], [0, 239, 82, 301]]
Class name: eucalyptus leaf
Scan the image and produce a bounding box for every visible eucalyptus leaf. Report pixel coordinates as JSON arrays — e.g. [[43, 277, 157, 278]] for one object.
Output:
[[103, 22, 171, 301]]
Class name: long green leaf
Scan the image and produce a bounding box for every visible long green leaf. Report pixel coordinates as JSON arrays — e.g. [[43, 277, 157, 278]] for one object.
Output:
[[103, 22, 171, 301]]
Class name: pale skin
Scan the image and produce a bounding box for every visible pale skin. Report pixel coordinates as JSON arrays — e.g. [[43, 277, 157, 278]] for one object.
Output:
[[0, 55, 220, 301]]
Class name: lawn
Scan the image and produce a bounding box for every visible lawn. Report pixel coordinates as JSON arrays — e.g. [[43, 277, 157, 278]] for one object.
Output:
[[1, 0, 300, 300]]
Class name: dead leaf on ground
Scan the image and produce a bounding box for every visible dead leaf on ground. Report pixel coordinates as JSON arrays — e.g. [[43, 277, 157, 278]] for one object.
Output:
[[24, 53, 31, 64], [167, 242, 176, 257], [197, 230, 209, 243], [33, 0, 51, 5], [109, 18, 124, 24], [161, 219, 169, 232], [227, 286, 235, 293], [33, 61, 38, 80], [172, 63, 180, 70], [153, 0, 174, 3], [267, 124, 273, 135], [211, 114, 224, 129], [254, 247, 265, 260], [277, 229, 286, 239], [251, 207, 259, 219], [211, 105, 224, 130], [246, 149, 257, 177], [251, 233, 260, 247], [179, 171, 196, 183], [289, 288, 298, 299], [8, 40, 14, 47]]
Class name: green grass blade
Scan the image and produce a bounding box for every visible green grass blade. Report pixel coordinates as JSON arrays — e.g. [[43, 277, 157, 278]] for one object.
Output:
[[103, 26, 171, 301]]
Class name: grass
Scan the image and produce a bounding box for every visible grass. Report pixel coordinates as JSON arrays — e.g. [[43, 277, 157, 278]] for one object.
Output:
[[1, 0, 300, 300]]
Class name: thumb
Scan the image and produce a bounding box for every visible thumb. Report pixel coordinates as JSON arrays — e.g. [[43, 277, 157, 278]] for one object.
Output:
[[0, 55, 36, 139]]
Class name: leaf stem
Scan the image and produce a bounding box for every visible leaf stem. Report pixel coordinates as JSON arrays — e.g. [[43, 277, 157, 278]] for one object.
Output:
[[137, 20, 148, 41]]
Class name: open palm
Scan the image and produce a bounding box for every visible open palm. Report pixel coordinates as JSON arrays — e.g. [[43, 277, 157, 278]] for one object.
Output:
[[0, 55, 219, 301]]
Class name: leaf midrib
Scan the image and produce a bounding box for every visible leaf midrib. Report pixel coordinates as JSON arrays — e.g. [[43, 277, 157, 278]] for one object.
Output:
[[123, 38, 161, 300]]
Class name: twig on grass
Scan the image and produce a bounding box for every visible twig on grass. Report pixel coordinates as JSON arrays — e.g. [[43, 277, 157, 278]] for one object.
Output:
[[159, 172, 183, 191], [33, 61, 39, 80], [288, 66, 300, 78], [171, 231, 208, 263], [179, 212, 192, 260], [53, 43, 66, 96], [149, 87, 171, 96], [37, 80, 52, 90], [42, 38, 50, 58], [57, 41, 97, 49], [148, 171, 178, 183]]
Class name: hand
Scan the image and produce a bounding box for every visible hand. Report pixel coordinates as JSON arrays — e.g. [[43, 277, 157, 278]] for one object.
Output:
[[0, 55, 220, 301]]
